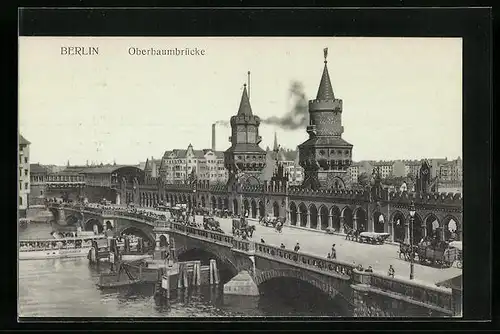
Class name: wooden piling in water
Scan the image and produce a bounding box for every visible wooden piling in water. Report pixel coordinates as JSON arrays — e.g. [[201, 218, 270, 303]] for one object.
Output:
[[209, 260, 214, 285], [196, 261, 201, 286], [177, 263, 184, 289], [183, 266, 189, 288]]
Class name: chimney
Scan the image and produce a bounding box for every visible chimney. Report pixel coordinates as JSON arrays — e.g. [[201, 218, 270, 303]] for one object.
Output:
[[211, 123, 216, 151]]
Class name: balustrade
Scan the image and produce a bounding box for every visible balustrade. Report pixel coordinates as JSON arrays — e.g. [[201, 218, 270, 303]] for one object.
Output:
[[353, 270, 453, 311], [254, 243, 354, 278]]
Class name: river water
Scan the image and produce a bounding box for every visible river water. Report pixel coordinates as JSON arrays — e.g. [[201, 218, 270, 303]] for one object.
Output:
[[19, 224, 342, 318]]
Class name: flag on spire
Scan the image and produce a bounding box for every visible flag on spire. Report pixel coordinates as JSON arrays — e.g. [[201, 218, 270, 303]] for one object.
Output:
[[323, 47, 328, 61]]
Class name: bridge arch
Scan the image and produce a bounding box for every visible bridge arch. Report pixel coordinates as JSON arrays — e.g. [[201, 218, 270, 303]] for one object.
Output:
[[330, 206, 341, 232], [66, 213, 83, 227], [159, 234, 168, 247], [254, 269, 340, 300], [391, 211, 406, 243], [251, 199, 257, 218], [319, 205, 329, 230], [299, 203, 308, 227], [273, 201, 280, 218], [176, 246, 239, 280], [424, 213, 440, 240], [118, 226, 155, 245], [341, 207, 353, 230], [84, 219, 103, 234], [289, 202, 297, 226], [373, 211, 386, 233]]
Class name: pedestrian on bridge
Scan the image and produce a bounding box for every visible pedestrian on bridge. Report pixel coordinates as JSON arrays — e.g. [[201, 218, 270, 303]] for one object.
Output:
[[388, 265, 395, 278], [260, 238, 265, 244], [280, 243, 286, 249], [331, 244, 337, 259], [294, 242, 300, 252]]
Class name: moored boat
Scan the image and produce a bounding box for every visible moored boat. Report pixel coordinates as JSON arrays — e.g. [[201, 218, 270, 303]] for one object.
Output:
[[19, 235, 107, 260]]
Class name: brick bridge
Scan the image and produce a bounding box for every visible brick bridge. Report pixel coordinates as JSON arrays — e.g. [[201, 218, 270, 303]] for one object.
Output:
[[49, 203, 457, 317]]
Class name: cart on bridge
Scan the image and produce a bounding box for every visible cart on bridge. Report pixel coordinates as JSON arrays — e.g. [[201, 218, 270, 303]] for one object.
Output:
[[203, 216, 223, 233], [358, 232, 391, 245], [400, 239, 462, 268]]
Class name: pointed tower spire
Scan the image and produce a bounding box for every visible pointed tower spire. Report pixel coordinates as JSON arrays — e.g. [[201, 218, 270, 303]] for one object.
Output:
[[237, 84, 253, 116], [316, 47, 335, 100], [273, 132, 279, 152]]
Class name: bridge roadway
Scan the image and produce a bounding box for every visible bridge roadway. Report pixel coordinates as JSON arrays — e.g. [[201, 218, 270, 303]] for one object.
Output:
[[134, 207, 461, 286]]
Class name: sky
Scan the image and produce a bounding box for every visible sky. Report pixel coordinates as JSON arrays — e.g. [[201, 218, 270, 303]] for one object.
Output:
[[19, 37, 462, 166]]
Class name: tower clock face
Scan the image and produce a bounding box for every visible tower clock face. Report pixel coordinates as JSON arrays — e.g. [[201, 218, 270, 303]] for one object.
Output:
[[422, 168, 429, 175]]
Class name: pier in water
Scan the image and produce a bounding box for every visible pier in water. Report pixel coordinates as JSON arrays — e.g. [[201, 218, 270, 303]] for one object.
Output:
[[19, 224, 343, 317]]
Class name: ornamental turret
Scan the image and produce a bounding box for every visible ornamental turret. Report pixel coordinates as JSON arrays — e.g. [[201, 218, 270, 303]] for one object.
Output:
[[224, 82, 267, 188], [298, 48, 354, 190]]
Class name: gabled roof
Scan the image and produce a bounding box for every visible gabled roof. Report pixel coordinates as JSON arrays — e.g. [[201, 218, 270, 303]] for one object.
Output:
[[81, 165, 139, 174], [19, 134, 30, 145]]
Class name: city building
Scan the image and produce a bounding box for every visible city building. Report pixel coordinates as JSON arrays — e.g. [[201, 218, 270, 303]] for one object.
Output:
[[29, 163, 49, 206], [18, 134, 31, 217], [158, 146, 227, 185]]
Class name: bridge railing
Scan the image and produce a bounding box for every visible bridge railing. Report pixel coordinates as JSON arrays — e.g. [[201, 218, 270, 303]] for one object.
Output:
[[169, 221, 233, 247], [232, 239, 255, 253], [351, 270, 453, 312], [254, 243, 355, 279]]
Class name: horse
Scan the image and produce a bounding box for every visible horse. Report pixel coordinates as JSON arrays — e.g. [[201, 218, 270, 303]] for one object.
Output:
[[275, 222, 283, 233]]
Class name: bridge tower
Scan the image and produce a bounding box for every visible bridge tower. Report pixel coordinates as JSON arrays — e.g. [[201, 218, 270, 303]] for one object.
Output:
[[224, 81, 267, 195], [298, 47, 354, 190]]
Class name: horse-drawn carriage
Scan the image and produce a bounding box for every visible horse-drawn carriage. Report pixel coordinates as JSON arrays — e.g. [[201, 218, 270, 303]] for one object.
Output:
[[399, 239, 462, 268], [232, 218, 256, 238]]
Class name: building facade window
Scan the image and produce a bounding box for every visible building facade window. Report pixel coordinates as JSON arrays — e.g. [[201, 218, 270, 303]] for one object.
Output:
[[19, 196, 22, 206], [25, 183, 28, 190], [25, 157, 28, 164], [24, 169, 28, 176]]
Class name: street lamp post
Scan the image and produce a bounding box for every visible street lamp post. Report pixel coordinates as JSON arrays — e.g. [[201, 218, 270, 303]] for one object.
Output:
[[409, 201, 416, 280]]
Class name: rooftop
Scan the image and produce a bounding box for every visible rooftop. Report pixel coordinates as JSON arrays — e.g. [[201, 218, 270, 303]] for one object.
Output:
[[19, 134, 30, 145]]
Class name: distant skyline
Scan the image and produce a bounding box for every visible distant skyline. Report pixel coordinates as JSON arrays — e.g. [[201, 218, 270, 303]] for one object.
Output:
[[19, 37, 462, 166]]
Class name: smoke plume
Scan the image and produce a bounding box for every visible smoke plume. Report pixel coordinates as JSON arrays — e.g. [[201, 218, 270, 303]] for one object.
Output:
[[262, 81, 309, 130], [215, 120, 229, 127]]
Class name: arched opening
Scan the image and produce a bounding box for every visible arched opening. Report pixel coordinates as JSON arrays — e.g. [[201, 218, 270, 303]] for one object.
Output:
[[299, 203, 308, 227], [411, 214, 424, 244], [373, 212, 385, 233], [424, 214, 440, 240], [330, 206, 341, 232], [443, 216, 460, 241], [223, 198, 229, 210], [289, 202, 297, 226], [233, 199, 239, 216], [84, 219, 103, 234], [392, 211, 406, 243], [341, 207, 353, 230], [159, 235, 168, 248], [177, 248, 238, 285], [243, 199, 250, 217], [120, 227, 155, 246], [354, 208, 367, 232], [66, 215, 80, 226], [105, 220, 114, 231], [201, 196, 206, 208], [217, 198, 223, 210], [251, 200, 257, 218], [273, 202, 280, 218], [259, 201, 265, 218], [211, 196, 217, 210], [319, 206, 329, 230], [257, 276, 351, 316], [309, 205, 318, 229]]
